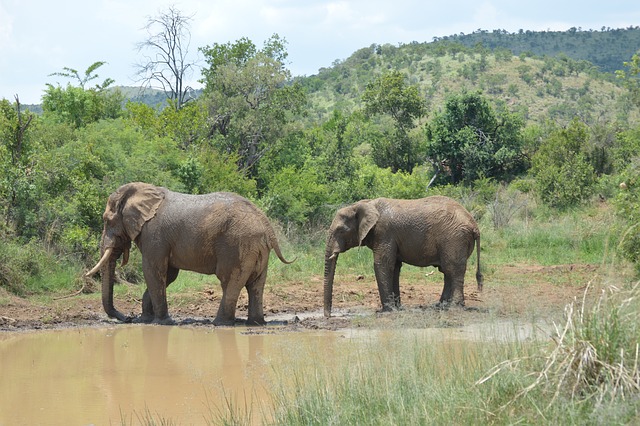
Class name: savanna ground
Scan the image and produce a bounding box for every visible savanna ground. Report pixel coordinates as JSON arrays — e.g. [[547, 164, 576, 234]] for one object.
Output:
[[0, 260, 609, 333]]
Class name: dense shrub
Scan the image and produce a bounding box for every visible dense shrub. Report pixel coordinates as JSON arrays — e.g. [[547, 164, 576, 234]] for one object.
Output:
[[532, 119, 596, 208]]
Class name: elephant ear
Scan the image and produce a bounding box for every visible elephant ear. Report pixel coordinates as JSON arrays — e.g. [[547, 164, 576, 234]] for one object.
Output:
[[120, 183, 166, 241], [356, 201, 379, 245]]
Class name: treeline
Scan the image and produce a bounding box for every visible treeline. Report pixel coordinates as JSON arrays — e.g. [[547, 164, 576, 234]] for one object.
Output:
[[1, 28, 640, 295], [434, 26, 640, 73]]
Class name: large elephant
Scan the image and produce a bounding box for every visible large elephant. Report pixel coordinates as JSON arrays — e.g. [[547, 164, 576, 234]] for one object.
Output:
[[324, 195, 483, 317], [86, 182, 292, 325]]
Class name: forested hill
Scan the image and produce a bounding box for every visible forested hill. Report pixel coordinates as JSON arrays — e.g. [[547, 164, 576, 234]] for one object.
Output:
[[31, 27, 637, 114], [299, 27, 639, 126], [433, 26, 640, 73]]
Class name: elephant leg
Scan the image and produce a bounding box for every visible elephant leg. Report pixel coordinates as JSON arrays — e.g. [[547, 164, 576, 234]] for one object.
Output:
[[142, 267, 179, 322], [439, 271, 454, 306], [214, 268, 250, 326], [373, 258, 396, 311], [439, 269, 466, 307], [245, 270, 267, 326], [141, 258, 173, 324], [392, 261, 402, 308]]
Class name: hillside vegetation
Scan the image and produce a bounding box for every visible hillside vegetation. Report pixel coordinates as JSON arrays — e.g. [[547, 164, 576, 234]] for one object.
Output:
[[301, 37, 638, 126], [438, 26, 640, 73]]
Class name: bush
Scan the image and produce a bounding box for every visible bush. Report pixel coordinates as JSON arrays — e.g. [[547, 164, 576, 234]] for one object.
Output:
[[0, 239, 76, 295], [532, 119, 596, 209], [613, 158, 640, 273], [262, 165, 329, 226]]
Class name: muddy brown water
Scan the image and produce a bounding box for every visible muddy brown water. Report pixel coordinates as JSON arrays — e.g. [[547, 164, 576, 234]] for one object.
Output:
[[0, 320, 545, 425]]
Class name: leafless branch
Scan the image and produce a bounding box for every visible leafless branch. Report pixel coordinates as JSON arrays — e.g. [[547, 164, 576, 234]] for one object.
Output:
[[133, 6, 198, 110]]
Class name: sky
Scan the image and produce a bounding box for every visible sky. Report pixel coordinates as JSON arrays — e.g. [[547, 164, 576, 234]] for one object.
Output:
[[1, 0, 639, 104]]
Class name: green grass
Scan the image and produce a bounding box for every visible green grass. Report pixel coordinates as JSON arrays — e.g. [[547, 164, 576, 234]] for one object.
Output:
[[481, 206, 618, 266], [254, 281, 640, 425]]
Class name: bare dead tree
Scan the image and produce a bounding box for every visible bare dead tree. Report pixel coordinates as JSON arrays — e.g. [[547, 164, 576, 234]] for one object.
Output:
[[134, 6, 197, 110]]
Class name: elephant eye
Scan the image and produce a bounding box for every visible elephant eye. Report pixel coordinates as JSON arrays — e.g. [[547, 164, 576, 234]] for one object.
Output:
[[337, 225, 350, 234]]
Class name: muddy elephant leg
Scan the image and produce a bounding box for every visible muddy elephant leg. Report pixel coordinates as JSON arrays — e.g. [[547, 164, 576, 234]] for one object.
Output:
[[451, 265, 467, 306], [439, 271, 454, 306], [392, 261, 402, 308], [214, 268, 249, 326], [440, 268, 466, 307], [141, 258, 173, 324], [373, 256, 396, 311], [142, 267, 179, 322], [245, 270, 267, 325]]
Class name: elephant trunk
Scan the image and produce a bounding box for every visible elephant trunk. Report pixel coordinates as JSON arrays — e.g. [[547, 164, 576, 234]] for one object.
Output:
[[99, 247, 130, 322], [324, 239, 339, 318]]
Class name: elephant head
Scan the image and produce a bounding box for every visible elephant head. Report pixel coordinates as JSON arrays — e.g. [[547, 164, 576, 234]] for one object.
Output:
[[86, 182, 165, 321], [324, 201, 379, 318]]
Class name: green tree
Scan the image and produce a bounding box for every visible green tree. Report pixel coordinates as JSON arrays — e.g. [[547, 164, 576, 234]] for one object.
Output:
[[126, 99, 209, 149], [0, 97, 36, 232], [362, 70, 426, 173], [531, 119, 596, 208], [43, 62, 123, 128], [612, 125, 640, 273], [425, 91, 526, 184], [262, 164, 328, 226], [616, 51, 640, 108], [199, 35, 306, 177]]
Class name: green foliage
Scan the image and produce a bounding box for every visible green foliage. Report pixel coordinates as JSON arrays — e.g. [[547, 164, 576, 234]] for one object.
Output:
[[42, 84, 123, 128], [616, 52, 640, 109], [349, 162, 432, 201], [126, 99, 210, 149], [0, 239, 78, 295], [48, 61, 115, 90], [180, 143, 257, 197], [262, 165, 328, 226], [43, 62, 123, 128], [362, 70, 426, 172], [425, 91, 527, 184], [613, 154, 640, 273], [438, 27, 640, 73], [199, 34, 306, 176], [532, 119, 596, 208]]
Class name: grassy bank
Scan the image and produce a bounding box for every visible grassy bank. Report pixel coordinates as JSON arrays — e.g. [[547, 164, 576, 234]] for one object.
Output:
[[209, 280, 640, 425]]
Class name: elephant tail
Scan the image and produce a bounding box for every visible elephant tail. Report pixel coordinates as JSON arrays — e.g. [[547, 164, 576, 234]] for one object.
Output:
[[475, 231, 483, 292], [269, 234, 296, 265]]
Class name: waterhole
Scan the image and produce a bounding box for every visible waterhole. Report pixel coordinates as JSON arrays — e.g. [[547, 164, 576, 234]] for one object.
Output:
[[0, 320, 544, 424]]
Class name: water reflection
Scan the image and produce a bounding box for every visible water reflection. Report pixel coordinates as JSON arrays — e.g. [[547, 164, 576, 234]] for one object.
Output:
[[0, 326, 299, 424], [0, 320, 542, 424]]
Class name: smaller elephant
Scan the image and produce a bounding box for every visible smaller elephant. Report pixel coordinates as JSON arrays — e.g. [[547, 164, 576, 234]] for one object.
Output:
[[324, 196, 483, 317], [86, 182, 293, 325]]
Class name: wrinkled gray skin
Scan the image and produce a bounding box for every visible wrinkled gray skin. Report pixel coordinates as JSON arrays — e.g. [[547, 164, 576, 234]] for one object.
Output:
[[86, 182, 292, 325], [324, 196, 483, 317]]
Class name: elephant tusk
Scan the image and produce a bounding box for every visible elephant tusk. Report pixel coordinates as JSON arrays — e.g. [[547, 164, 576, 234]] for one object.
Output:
[[328, 252, 338, 260], [86, 247, 113, 277]]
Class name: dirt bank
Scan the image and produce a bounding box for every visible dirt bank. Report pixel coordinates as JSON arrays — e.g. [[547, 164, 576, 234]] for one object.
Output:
[[0, 263, 607, 332]]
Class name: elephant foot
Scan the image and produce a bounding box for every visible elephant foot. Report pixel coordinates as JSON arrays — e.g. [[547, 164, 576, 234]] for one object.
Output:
[[137, 313, 155, 324], [213, 316, 236, 327], [246, 317, 266, 326], [436, 299, 465, 310], [152, 316, 176, 326]]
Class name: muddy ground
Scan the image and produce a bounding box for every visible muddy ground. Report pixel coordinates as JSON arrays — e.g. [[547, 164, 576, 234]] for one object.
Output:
[[0, 263, 613, 332]]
